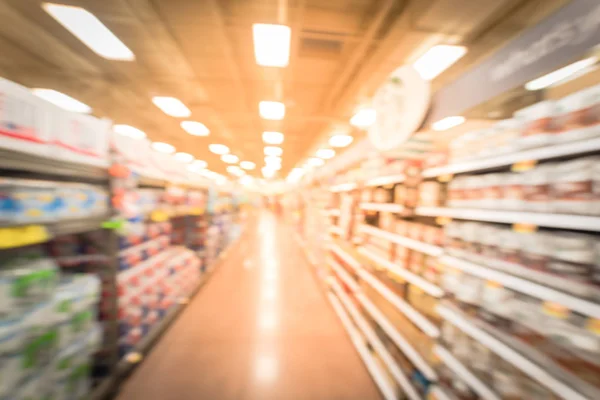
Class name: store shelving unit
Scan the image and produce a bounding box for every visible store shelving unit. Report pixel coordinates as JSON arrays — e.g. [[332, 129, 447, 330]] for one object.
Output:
[[359, 203, 405, 213], [359, 224, 443, 257]]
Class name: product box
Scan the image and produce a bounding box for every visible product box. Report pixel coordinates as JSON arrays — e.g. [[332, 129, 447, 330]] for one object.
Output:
[[54, 112, 110, 167]]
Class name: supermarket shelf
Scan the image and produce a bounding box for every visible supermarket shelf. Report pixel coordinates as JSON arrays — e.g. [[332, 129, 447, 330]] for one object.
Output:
[[0, 147, 108, 181], [327, 257, 360, 292], [423, 136, 600, 177], [330, 281, 421, 400], [53, 215, 110, 237], [357, 293, 438, 381], [365, 174, 406, 187], [327, 292, 398, 400], [440, 255, 600, 319], [434, 345, 501, 400], [330, 182, 358, 192], [359, 224, 443, 257], [416, 207, 600, 232], [360, 203, 405, 213], [329, 243, 363, 272], [358, 268, 440, 338], [437, 304, 588, 400], [358, 247, 444, 298]]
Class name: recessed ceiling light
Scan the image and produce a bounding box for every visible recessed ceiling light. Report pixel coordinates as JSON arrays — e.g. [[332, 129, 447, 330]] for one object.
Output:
[[307, 157, 324, 166], [350, 108, 376, 128], [191, 160, 207, 169], [264, 146, 283, 156], [252, 24, 291, 67], [525, 57, 598, 90], [152, 142, 175, 154], [264, 156, 281, 164], [174, 152, 194, 163], [221, 154, 239, 164], [227, 165, 245, 176], [32, 89, 91, 113], [209, 144, 230, 155], [329, 134, 353, 148], [413, 44, 467, 80], [152, 96, 191, 117], [316, 149, 335, 159], [113, 124, 146, 139], [181, 121, 209, 136], [262, 131, 284, 144], [259, 101, 285, 120], [432, 116, 466, 131], [240, 161, 256, 170], [43, 3, 134, 61]]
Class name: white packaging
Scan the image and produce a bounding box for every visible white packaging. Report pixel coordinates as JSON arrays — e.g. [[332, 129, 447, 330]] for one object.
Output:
[[551, 156, 600, 215], [501, 172, 526, 211], [481, 174, 503, 209], [514, 101, 558, 149], [493, 119, 523, 154], [521, 164, 554, 212], [54, 112, 110, 167], [555, 83, 600, 143]]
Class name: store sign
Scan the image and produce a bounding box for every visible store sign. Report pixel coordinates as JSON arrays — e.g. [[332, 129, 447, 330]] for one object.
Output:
[[429, 0, 600, 123], [368, 66, 430, 152]]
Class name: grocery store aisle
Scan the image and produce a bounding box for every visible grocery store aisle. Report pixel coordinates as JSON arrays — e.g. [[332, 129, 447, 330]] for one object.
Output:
[[116, 211, 381, 400]]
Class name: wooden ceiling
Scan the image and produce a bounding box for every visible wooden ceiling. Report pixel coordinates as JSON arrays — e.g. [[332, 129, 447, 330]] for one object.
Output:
[[0, 0, 569, 177]]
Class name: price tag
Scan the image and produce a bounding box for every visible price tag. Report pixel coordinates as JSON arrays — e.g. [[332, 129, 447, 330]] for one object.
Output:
[[586, 318, 600, 335], [150, 210, 170, 222], [435, 216, 452, 225], [428, 392, 438, 400], [512, 159, 537, 172], [438, 174, 454, 183], [486, 280, 503, 288], [190, 207, 204, 216], [513, 223, 538, 233], [0, 225, 50, 249], [543, 302, 570, 319]]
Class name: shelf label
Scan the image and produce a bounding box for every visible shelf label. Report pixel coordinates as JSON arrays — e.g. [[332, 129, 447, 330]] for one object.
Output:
[[543, 302, 570, 319], [437, 174, 453, 183], [513, 223, 538, 233], [150, 210, 170, 222], [435, 216, 452, 225], [486, 280, 503, 288], [189, 207, 204, 216], [586, 318, 600, 335], [0, 225, 50, 249], [512, 159, 537, 172]]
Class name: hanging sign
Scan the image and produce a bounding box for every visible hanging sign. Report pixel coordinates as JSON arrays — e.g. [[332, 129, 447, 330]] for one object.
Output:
[[368, 65, 431, 152]]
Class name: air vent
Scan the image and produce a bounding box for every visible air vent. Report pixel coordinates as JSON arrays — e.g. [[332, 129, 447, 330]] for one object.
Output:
[[300, 37, 343, 58]]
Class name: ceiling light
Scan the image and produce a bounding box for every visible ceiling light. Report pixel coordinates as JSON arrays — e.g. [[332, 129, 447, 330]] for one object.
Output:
[[151, 142, 175, 154], [264, 146, 283, 157], [262, 131, 284, 144], [191, 160, 207, 169], [525, 57, 598, 90], [432, 116, 465, 131], [227, 165, 245, 176], [265, 156, 281, 164], [240, 175, 253, 186], [252, 24, 291, 67], [209, 144, 230, 155], [259, 101, 285, 120], [221, 154, 239, 164], [413, 44, 467, 80], [174, 152, 194, 163], [316, 149, 335, 159], [113, 124, 146, 139], [307, 157, 325, 166], [43, 3, 134, 61], [240, 161, 256, 170], [262, 167, 276, 178], [350, 108, 376, 128], [32, 89, 91, 113], [266, 163, 281, 171], [181, 121, 209, 136], [152, 96, 191, 117], [329, 134, 353, 148]]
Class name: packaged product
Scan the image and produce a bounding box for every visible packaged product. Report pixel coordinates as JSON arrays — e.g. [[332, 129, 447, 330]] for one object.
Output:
[[522, 164, 555, 212], [54, 112, 111, 168], [479, 224, 503, 261], [495, 229, 521, 266], [480, 174, 503, 209], [547, 232, 595, 281], [501, 172, 526, 210], [469, 339, 494, 381], [422, 257, 443, 286], [407, 285, 439, 323], [551, 156, 600, 215], [378, 212, 395, 231], [0, 178, 59, 224], [514, 101, 558, 149], [444, 221, 465, 256], [373, 188, 392, 203], [555, 83, 600, 143], [418, 181, 444, 207], [408, 251, 425, 275], [491, 356, 525, 399], [454, 273, 483, 306], [519, 231, 553, 271], [492, 119, 523, 154]]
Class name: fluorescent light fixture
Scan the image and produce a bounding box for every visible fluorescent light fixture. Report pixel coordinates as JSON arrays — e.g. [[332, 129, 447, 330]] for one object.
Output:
[[43, 3, 134, 61], [152, 97, 191, 118], [316, 149, 335, 159], [432, 115, 465, 131], [240, 161, 256, 170], [329, 134, 353, 148], [307, 157, 324, 167], [181, 121, 209, 136], [413, 44, 467, 80], [264, 156, 281, 165], [259, 101, 285, 120], [264, 146, 283, 157], [525, 57, 598, 90], [191, 160, 207, 169], [266, 163, 281, 171], [262, 167, 276, 178], [262, 131, 284, 144], [240, 175, 253, 186], [151, 142, 175, 154], [350, 108, 376, 128], [252, 24, 291, 67], [227, 165, 245, 176], [32, 89, 91, 113], [174, 152, 194, 163], [209, 144, 230, 155], [221, 154, 239, 164], [113, 124, 146, 139]]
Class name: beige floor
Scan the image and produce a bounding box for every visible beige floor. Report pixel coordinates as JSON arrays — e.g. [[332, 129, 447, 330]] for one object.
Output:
[[116, 211, 382, 400]]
